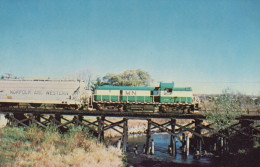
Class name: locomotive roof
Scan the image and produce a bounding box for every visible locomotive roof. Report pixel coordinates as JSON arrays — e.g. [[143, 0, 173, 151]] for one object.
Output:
[[174, 87, 192, 91], [0, 79, 83, 82], [96, 85, 155, 91], [96, 83, 192, 91]]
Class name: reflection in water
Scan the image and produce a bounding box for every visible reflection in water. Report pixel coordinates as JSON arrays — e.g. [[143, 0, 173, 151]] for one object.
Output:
[[125, 133, 213, 167]]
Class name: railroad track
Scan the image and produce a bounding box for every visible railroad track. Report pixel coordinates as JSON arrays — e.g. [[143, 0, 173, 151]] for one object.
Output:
[[0, 107, 259, 120]]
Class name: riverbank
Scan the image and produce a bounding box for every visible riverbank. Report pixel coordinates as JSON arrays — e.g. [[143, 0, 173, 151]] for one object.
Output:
[[0, 126, 124, 167]]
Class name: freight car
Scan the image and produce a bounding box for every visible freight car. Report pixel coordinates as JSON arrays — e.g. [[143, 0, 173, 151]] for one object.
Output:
[[0, 79, 91, 109], [0, 79, 199, 112], [92, 82, 200, 112]]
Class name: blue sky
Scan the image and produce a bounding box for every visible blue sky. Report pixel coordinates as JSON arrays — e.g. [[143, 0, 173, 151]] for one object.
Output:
[[0, 0, 259, 95]]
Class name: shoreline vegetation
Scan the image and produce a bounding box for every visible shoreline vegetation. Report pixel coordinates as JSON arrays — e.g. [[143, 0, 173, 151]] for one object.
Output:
[[0, 126, 124, 167]]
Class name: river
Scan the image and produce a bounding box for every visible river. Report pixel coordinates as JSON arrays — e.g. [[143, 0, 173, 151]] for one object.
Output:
[[124, 133, 218, 167]]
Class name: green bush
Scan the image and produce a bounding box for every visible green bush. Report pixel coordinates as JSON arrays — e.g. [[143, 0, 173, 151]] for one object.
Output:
[[203, 89, 243, 130]]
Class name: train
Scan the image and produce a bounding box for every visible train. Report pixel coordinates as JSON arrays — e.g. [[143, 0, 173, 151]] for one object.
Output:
[[0, 79, 200, 112]]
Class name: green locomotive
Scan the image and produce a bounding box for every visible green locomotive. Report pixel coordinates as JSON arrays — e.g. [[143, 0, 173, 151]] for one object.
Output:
[[93, 82, 200, 112]]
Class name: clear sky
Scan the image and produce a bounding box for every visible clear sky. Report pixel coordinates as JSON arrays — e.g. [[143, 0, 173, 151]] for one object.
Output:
[[0, 0, 259, 95]]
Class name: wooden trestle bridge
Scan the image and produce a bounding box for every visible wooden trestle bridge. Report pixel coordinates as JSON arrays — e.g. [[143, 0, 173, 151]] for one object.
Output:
[[1, 107, 260, 156]]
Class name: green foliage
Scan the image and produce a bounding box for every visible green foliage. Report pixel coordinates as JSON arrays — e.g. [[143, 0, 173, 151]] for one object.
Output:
[[254, 97, 260, 106], [91, 77, 104, 89], [203, 89, 243, 130], [1, 127, 27, 141], [102, 69, 153, 86], [0, 73, 23, 79]]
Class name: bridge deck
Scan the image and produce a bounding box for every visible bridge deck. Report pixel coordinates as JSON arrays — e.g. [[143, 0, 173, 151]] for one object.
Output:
[[0, 107, 259, 120]]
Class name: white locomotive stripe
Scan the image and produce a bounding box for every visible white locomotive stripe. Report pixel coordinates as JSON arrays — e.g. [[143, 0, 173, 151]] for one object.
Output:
[[122, 90, 150, 96], [95, 90, 152, 96], [96, 90, 120, 96], [160, 91, 193, 97]]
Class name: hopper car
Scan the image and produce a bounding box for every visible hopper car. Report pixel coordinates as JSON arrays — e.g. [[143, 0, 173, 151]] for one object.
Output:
[[0, 79, 200, 112], [0, 79, 91, 109]]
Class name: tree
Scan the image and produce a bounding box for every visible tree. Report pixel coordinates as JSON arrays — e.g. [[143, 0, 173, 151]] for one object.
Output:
[[102, 69, 153, 86], [91, 77, 104, 90], [73, 69, 93, 89], [0, 73, 23, 79], [103, 73, 122, 86], [203, 89, 243, 130]]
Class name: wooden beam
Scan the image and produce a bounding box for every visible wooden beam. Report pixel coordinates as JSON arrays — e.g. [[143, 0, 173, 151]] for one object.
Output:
[[170, 119, 176, 157], [249, 125, 260, 133], [145, 119, 152, 154], [151, 121, 172, 132], [97, 116, 105, 143], [174, 123, 203, 138], [122, 118, 128, 152], [104, 119, 124, 129], [150, 121, 171, 130], [82, 119, 99, 127], [56, 120, 74, 128], [27, 117, 47, 128], [104, 119, 125, 130]]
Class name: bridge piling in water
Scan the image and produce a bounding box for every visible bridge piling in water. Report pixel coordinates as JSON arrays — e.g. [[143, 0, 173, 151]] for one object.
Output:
[[170, 119, 176, 157], [122, 118, 128, 152], [194, 119, 203, 154], [186, 135, 190, 156], [145, 119, 152, 154]]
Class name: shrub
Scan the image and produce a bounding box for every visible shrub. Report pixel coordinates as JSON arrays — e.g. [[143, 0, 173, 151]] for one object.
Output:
[[203, 89, 243, 130]]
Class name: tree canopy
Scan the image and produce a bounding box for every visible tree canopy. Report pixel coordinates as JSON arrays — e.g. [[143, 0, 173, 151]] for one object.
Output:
[[203, 89, 243, 130], [96, 70, 153, 87]]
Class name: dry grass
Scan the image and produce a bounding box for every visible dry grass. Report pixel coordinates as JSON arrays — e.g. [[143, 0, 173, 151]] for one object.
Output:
[[0, 126, 124, 167]]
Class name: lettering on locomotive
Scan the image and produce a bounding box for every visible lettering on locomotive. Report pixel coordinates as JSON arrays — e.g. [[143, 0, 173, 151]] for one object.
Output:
[[125, 91, 136, 96]]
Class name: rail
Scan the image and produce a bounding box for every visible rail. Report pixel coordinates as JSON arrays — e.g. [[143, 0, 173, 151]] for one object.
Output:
[[0, 107, 259, 120]]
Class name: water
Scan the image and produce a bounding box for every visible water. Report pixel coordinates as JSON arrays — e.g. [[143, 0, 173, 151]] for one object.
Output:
[[125, 133, 214, 167]]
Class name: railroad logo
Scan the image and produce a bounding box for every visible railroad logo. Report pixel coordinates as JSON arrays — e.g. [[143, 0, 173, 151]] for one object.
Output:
[[124, 91, 137, 96]]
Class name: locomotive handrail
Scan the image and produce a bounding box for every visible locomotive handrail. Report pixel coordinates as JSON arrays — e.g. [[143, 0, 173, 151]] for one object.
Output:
[[91, 94, 195, 104]]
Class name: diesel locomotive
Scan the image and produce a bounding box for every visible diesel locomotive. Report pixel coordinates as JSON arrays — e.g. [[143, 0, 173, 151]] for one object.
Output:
[[93, 82, 200, 112], [0, 79, 200, 112]]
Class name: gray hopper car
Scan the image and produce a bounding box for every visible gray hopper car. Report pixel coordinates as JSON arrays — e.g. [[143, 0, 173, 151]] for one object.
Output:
[[0, 79, 91, 108]]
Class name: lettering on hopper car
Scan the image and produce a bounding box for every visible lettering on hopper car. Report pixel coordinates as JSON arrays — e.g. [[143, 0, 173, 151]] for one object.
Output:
[[9, 90, 68, 96], [10, 90, 32, 95], [34, 91, 43, 95], [46, 91, 69, 96]]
